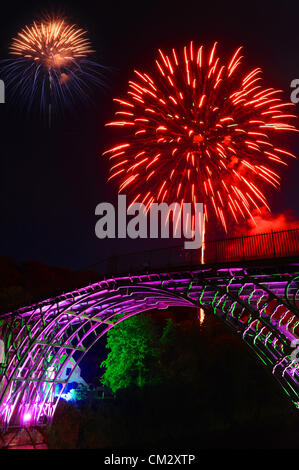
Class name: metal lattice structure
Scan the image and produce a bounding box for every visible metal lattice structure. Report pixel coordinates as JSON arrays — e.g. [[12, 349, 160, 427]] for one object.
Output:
[[0, 234, 298, 431]]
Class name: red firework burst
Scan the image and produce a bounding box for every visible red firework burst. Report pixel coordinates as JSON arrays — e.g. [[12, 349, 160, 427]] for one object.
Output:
[[104, 42, 297, 233]]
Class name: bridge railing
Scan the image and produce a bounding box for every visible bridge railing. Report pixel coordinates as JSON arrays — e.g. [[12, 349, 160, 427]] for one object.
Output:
[[204, 227, 299, 264], [89, 228, 299, 276]]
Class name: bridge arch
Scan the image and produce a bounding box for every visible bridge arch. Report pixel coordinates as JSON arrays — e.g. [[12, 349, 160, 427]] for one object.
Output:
[[0, 258, 298, 431]]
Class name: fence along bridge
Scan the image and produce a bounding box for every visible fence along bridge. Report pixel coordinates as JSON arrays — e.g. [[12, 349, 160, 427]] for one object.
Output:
[[0, 228, 298, 431]]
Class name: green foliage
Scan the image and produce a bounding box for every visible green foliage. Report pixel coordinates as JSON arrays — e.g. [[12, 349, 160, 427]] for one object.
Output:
[[100, 314, 162, 393], [100, 312, 222, 393]]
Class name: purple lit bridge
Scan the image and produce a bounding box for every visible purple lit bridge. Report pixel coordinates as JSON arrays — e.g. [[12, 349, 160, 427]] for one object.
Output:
[[0, 228, 299, 431]]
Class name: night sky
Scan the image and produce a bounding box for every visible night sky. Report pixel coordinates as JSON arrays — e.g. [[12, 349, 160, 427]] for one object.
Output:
[[0, 0, 298, 271]]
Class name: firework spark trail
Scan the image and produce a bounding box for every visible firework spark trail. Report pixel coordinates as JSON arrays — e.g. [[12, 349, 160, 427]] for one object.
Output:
[[104, 42, 297, 233], [1, 16, 105, 117]]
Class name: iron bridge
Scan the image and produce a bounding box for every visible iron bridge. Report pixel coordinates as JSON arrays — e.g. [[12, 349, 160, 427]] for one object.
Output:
[[0, 228, 298, 431]]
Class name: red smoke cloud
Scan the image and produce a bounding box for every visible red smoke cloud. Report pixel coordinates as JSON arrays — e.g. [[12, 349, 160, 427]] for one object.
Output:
[[232, 207, 299, 236]]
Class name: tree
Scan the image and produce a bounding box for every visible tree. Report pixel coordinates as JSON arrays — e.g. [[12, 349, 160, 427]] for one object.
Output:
[[100, 314, 161, 393], [100, 313, 207, 393]]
